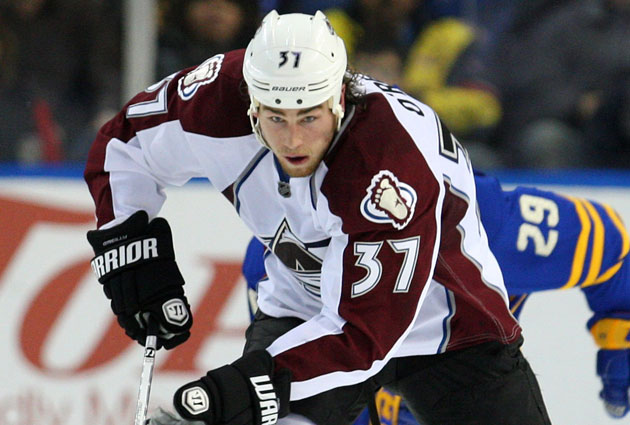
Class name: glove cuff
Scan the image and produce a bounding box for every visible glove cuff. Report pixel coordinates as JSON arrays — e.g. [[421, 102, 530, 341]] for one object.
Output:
[[232, 350, 292, 421], [209, 364, 259, 424], [590, 317, 630, 349], [87, 210, 149, 250]]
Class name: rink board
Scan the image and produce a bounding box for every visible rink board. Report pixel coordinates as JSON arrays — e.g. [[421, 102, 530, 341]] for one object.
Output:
[[1, 168, 630, 425]]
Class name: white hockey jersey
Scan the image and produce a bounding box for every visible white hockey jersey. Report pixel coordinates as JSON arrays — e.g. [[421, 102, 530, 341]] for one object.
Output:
[[85, 49, 521, 401]]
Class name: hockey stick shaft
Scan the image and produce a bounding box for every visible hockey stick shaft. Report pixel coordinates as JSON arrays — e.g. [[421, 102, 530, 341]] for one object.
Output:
[[135, 318, 159, 425], [367, 391, 381, 425]]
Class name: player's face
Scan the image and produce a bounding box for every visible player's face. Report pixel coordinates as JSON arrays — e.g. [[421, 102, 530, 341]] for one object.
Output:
[[257, 102, 336, 177]]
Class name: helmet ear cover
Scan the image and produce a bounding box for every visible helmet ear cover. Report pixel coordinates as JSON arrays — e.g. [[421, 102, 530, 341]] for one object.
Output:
[[243, 10, 348, 147]]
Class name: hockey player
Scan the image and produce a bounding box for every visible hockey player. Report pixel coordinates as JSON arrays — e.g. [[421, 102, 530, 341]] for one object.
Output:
[[243, 172, 630, 423], [84, 10, 550, 425]]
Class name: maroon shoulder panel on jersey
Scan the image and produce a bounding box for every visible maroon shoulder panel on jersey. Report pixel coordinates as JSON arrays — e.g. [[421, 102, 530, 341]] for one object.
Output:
[[173, 49, 251, 138], [322, 94, 440, 234], [111, 49, 251, 139], [84, 49, 252, 227]]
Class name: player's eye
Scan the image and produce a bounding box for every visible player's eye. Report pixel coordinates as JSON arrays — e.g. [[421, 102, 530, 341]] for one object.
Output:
[[302, 115, 316, 123], [269, 116, 284, 123]]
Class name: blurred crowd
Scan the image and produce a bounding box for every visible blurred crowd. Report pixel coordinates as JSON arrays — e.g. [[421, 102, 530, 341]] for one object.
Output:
[[1, 0, 629, 168]]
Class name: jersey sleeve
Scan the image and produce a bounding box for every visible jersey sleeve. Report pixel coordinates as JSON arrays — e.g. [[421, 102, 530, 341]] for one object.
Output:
[[476, 173, 630, 294], [266, 82, 517, 400], [84, 50, 251, 228]]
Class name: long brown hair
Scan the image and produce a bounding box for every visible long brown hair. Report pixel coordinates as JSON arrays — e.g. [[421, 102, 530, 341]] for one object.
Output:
[[343, 69, 366, 108]]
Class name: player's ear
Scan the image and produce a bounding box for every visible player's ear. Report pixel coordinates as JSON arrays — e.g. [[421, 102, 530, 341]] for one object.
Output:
[[340, 84, 346, 113]]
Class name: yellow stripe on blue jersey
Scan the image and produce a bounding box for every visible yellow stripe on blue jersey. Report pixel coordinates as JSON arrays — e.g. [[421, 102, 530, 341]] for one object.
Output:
[[561, 196, 591, 289], [607, 204, 630, 259], [557, 196, 628, 289], [580, 199, 605, 287], [593, 205, 630, 284]]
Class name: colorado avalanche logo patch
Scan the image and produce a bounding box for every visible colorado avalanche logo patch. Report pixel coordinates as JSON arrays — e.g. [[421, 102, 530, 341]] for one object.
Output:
[[360, 170, 417, 229], [178, 54, 224, 100]]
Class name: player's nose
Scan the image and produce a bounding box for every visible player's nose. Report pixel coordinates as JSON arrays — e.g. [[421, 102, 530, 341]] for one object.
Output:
[[285, 125, 304, 149]]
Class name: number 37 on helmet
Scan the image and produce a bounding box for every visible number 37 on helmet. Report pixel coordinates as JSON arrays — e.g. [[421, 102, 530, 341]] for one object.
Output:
[[242, 10, 348, 146]]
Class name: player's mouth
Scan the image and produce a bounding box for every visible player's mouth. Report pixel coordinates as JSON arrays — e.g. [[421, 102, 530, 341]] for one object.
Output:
[[285, 155, 308, 165]]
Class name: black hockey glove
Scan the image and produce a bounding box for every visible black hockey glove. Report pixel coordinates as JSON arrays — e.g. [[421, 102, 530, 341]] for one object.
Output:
[[87, 210, 192, 350], [173, 350, 291, 425]]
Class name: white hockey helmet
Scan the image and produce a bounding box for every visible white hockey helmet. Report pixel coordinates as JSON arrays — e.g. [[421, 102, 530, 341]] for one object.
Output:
[[243, 10, 348, 147]]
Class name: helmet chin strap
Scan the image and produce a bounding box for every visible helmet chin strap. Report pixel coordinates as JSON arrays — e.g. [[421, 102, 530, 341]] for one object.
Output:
[[247, 98, 271, 149], [334, 84, 347, 130], [328, 98, 345, 131]]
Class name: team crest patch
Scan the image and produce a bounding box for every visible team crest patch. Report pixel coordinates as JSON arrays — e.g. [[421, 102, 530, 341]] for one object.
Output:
[[178, 54, 224, 100], [361, 170, 417, 229]]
